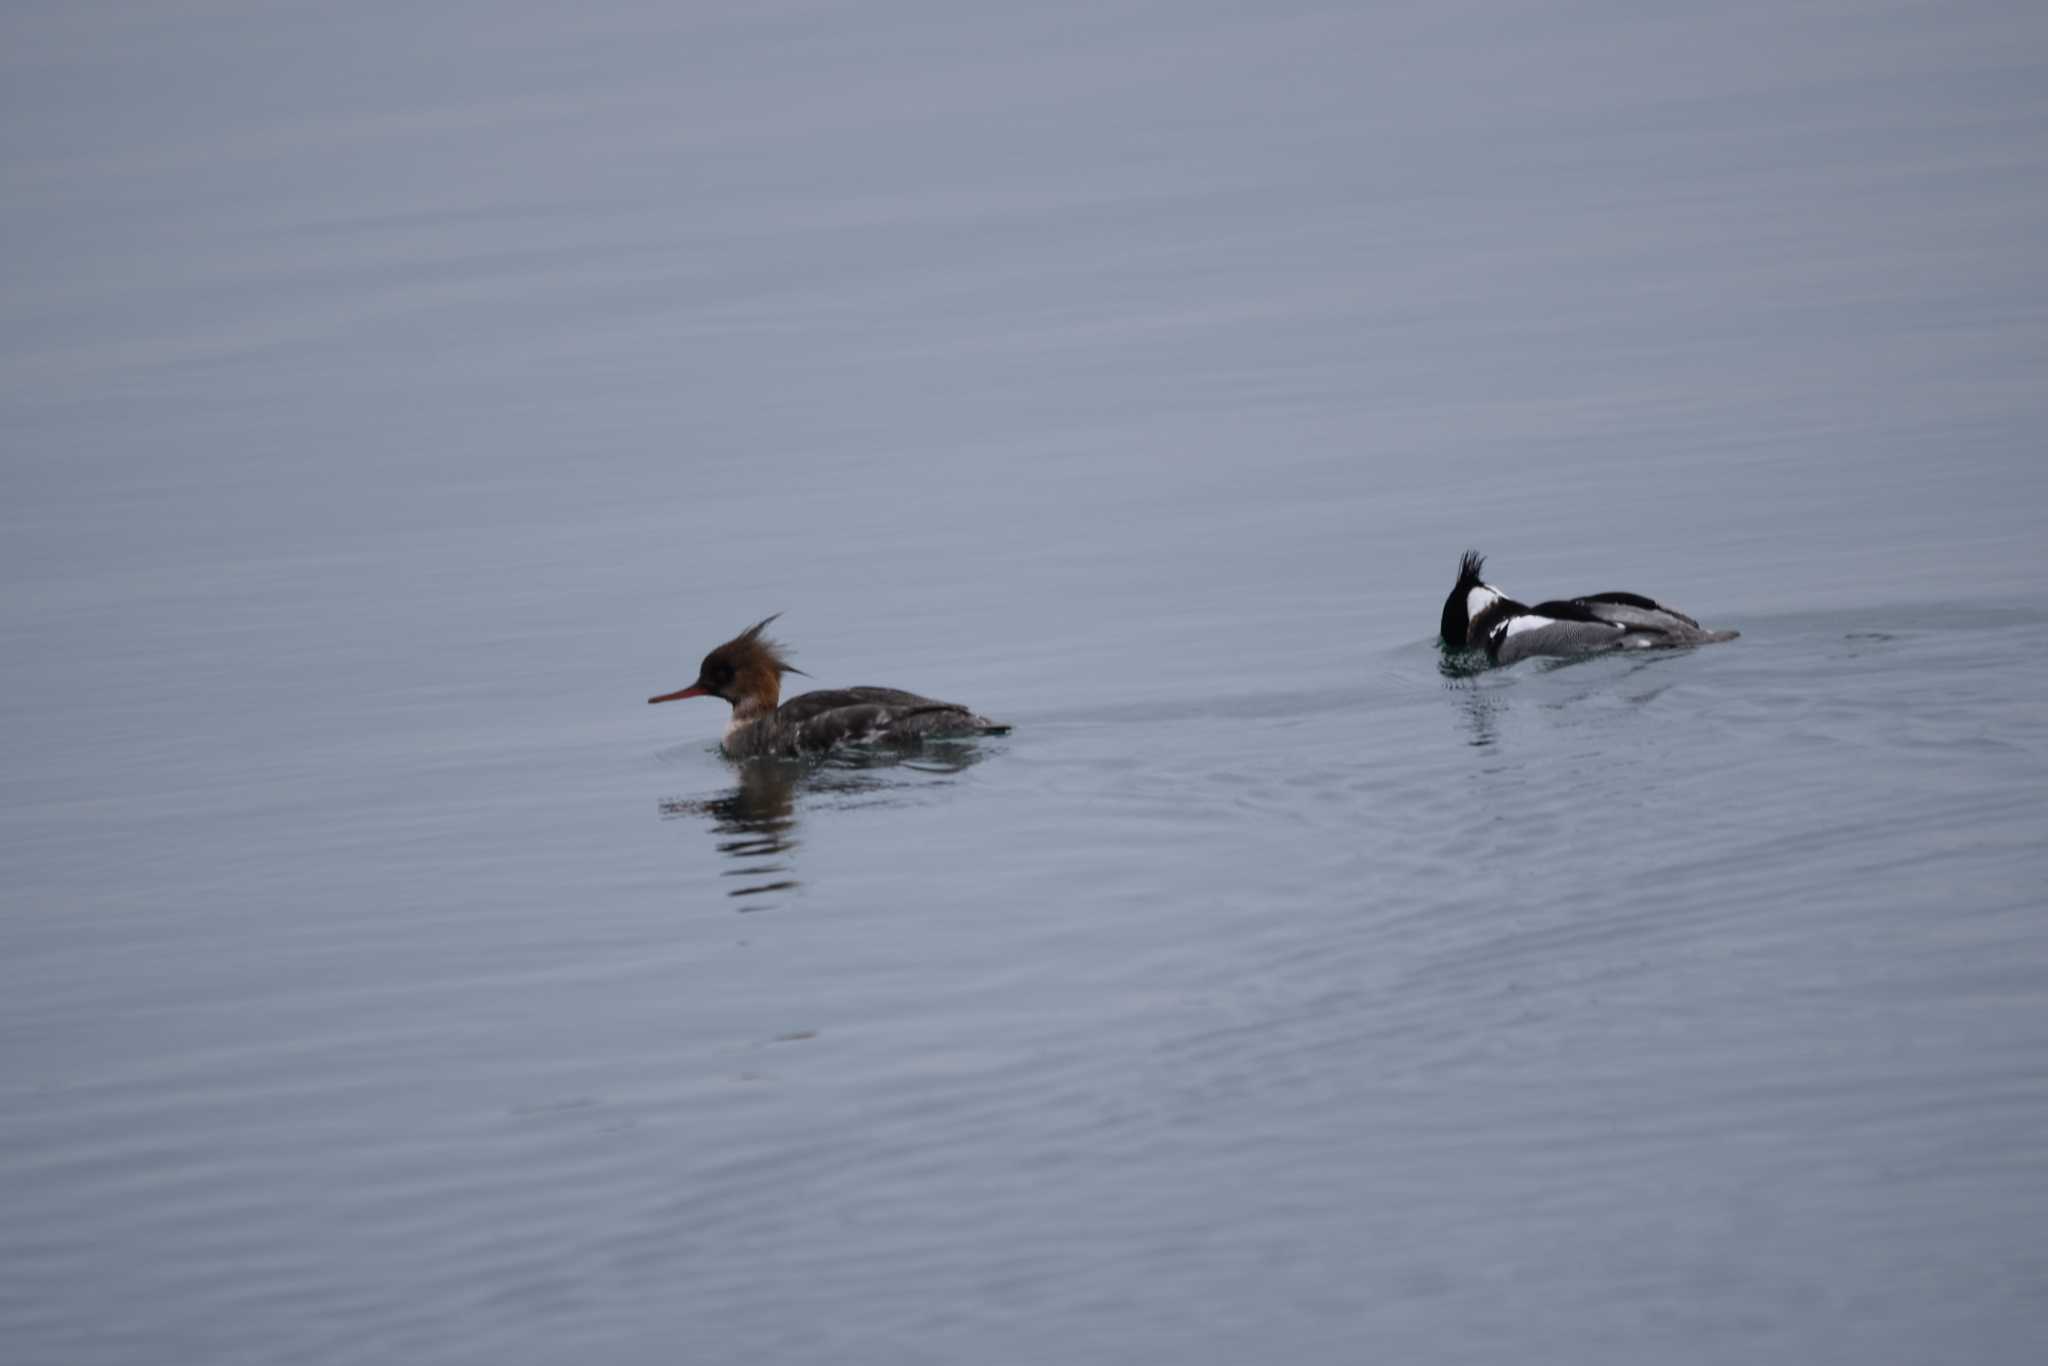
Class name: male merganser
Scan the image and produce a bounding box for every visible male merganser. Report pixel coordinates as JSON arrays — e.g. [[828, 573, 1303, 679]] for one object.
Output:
[[647, 615, 1010, 758], [1440, 551, 1738, 665]]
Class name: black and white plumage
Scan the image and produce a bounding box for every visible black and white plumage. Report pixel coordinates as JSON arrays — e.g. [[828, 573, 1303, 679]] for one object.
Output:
[[649, 616, 1009, 758], [1440, 551, 1738, 665]]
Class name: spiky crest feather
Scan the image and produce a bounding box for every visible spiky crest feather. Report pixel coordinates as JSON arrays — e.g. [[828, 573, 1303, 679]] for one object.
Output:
[[719, 613, 807, 678]]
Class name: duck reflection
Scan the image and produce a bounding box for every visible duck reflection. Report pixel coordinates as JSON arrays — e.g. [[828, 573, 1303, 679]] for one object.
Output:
[[1450, 681, 1502, 749], [1441, 650, 1679, 749], [659, 743, 995, 908], [1438, 650, 1500, 748], [661, 760, 803, 903]]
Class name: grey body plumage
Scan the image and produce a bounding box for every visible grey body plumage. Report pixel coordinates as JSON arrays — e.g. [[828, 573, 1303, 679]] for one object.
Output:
[[723, 686, 1009, 758]]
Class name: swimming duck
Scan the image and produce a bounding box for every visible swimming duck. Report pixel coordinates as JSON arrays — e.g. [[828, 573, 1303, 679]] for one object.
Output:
[[649, 615, 1010, 757], [1441, 551, 1738, 665]]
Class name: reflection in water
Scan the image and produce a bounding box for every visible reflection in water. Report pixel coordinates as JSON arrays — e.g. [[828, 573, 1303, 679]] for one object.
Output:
[[661, 761, 803, 903], [1442, 650, 1686, 747], [1450, 682, 1502, 749], [1439, 649, 1503, 748], [660, 743, 995, 908]]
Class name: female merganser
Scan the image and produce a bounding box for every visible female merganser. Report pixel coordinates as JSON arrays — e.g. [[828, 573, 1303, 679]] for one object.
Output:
[[647, 615, 1010, 758], [1440, 551, 1738, 665]]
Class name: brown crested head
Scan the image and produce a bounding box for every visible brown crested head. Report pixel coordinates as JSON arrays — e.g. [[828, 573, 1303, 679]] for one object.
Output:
[[647, 614, 807, 715]]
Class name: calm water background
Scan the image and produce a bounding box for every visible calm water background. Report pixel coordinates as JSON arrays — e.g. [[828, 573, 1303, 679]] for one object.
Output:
[[5, 3, 2047, 1362]]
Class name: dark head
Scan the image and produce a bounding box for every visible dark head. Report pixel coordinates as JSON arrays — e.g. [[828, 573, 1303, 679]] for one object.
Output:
[[1440, 550, 1495, 650], [648, 614, 807, 719]]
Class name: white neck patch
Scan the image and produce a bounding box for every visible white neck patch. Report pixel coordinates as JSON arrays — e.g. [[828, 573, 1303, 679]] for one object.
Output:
[[1466, 585, 1502, 619], [724, 696, 773, 741]]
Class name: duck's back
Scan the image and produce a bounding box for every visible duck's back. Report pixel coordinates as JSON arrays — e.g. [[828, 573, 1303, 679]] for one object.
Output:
[[1489, 593, 1740, 664], [728, 687, 1008, 757]]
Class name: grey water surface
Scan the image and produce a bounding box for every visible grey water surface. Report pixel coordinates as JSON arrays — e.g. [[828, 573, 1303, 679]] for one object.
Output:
[[5, 3, 2048, 1363]]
